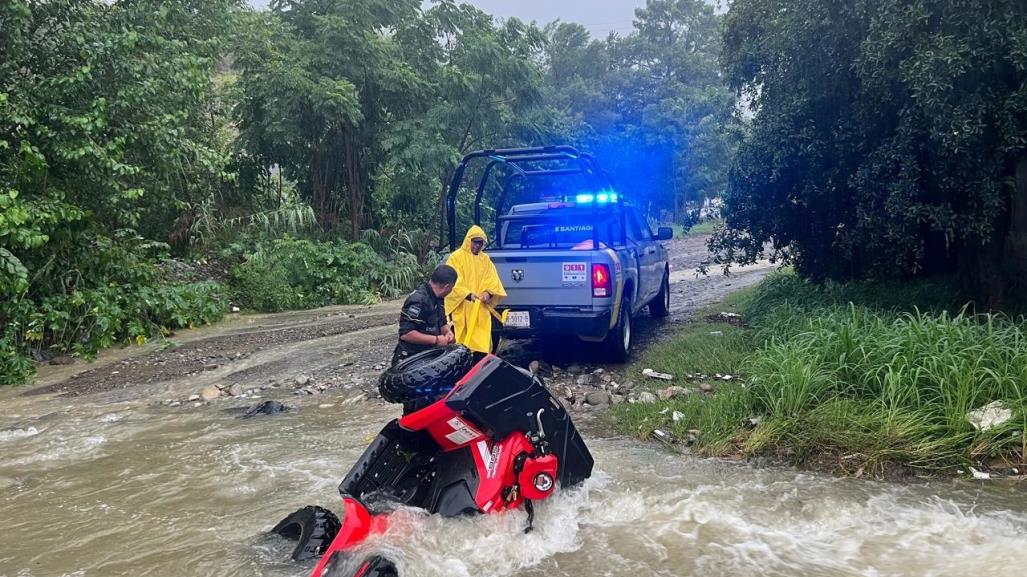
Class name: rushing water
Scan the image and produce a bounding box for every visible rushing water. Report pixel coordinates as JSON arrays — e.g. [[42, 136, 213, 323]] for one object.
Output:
[[2, 385, 1026, 577]]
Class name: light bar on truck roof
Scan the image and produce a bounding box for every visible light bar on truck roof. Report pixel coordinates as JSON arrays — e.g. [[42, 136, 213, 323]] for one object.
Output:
[[575, 191, 618, 204]]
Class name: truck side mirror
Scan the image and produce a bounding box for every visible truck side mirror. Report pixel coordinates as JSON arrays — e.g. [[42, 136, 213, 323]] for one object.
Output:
[[656, 227, 673, 241]]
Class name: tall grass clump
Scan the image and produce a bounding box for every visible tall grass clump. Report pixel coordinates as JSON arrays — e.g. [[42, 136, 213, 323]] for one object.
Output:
[[614, 268, 1026, 476], [747, 305, 1027, 472]]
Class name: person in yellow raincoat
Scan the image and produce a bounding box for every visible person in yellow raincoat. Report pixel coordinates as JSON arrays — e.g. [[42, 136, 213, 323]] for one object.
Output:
[[445, 225, 507, 354]]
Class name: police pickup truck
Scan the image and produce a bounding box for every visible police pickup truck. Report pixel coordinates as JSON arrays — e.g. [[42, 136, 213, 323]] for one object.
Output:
[[446, 146, 673, 361]]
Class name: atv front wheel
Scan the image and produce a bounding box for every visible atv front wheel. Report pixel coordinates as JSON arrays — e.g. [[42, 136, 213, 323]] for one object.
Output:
[[271, 505, 340, 561], [378, 345, 474, 404]]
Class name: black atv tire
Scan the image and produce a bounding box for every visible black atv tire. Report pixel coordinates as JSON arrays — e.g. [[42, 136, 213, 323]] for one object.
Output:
[[379, 345, 474, 404], [322, 553, 398, 577], [604, 297, 633, 363], [271, 505, 341, 562], [649, 270, 670, 318]]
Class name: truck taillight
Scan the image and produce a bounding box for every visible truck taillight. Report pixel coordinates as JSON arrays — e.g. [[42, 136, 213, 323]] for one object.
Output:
[[592, 263, 611, 298]]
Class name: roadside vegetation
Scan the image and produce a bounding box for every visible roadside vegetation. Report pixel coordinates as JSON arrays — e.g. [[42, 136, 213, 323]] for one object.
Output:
[[681, 219, 723, 237], [612, 271, 1027, 477], [1, 0, 735, 385]]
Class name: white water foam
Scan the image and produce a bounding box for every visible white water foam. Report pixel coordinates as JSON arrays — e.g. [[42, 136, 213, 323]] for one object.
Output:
[[0, 427, 40, 442]]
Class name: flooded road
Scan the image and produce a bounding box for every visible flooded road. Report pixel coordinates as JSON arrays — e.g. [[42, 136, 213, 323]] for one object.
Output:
[[2, 391, 1025, 577], [3, 236, 1026, 577]]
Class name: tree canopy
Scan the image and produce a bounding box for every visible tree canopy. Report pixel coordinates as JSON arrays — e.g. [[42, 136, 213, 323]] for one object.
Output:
[[716, 0, 1027, 307]]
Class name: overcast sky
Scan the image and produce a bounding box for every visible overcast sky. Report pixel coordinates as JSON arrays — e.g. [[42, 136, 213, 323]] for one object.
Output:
[[246, 0, 648, 37]]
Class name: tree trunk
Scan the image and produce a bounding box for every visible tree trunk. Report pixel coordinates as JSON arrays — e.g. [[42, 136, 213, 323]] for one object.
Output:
[[1005, 154, 1027, 305], [344, 135, 363, 240], [436, 169, 453, 253], [968, 155, 1027, 311], [311, 148, 332, 230]]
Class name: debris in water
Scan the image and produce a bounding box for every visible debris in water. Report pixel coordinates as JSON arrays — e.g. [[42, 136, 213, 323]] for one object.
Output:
[[970, 467, 991, 480], [240, 400, 291, 419]]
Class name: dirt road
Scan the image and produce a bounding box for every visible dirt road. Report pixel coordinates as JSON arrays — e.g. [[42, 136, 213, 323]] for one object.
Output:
[[26, 234, 774, 400]]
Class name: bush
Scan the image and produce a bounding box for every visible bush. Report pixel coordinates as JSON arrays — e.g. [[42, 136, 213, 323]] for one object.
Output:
[[228, 236, 420, 312], [0, 231, 228, 386]]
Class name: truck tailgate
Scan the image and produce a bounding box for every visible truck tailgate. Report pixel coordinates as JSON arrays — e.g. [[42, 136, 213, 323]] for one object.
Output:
[[490, 250, 593, 307]]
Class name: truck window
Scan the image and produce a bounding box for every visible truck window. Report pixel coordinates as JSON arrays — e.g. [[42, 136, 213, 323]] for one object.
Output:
[[626, 210, 652, 242], [501, 213, 624, 249], [636, 211, 655, 239]]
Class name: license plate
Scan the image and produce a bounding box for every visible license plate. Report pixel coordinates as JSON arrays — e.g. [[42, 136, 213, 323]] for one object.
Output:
[[505, 311, 530, 329]]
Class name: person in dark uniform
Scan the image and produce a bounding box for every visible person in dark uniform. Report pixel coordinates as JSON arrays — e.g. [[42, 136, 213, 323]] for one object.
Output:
[[392, 264, 458, 367]]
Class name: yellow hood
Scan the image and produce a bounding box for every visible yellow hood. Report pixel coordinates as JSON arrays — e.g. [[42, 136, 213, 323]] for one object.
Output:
[[460, 225, 488, 252], [444, 225, 507, 353]]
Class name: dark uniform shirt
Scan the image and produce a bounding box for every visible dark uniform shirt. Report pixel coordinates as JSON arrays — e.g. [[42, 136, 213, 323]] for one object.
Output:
[[392, 282, 446, 366]]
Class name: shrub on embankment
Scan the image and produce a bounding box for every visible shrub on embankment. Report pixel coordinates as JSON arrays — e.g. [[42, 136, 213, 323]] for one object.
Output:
[[225, 236, 424, 312], [1, 231, 427, 386], [613, 271, 1027, 477], [1, 232, 229, 386]]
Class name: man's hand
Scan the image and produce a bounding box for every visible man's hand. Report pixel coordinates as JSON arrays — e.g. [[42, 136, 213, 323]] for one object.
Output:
[[480, 291, 492, 304], [466, 293, 478, 302], [442, 332, 455, 345]]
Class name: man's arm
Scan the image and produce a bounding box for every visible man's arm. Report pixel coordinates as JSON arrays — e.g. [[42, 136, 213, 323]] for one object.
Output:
[[399, 330, 444, 346]]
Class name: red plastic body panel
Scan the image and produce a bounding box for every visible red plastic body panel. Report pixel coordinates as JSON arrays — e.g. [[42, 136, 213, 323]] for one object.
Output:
[[470, 433, 535, 513], [519, 454, 558, 500], [308, 497, 387, 577]]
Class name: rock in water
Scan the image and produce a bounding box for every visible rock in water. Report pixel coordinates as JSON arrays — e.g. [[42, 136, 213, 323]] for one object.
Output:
[[240, 400, 291, 419], [200, 385, 222, 401]]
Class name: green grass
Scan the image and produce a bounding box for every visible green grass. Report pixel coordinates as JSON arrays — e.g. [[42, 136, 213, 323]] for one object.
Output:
[[610, 269, 1027, 477], [665, 219, 724, 238], [686, 219, 723, 236]]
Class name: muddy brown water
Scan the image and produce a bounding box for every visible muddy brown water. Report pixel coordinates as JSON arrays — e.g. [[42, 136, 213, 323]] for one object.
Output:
[[3, 238, 1026, 577]]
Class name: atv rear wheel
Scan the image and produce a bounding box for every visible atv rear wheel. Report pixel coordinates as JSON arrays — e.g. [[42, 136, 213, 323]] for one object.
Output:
[[272, 505, 340, 562], [321, 553, 398, 577], [379, 345, 474, 404]]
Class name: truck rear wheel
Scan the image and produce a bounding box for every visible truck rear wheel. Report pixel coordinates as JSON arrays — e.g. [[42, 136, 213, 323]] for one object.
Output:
[[649, 271, 670, 318], [604, 298, 632, 362]]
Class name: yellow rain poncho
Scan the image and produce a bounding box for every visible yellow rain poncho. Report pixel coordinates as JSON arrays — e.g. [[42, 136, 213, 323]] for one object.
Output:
[[445, 226, 507, 353]]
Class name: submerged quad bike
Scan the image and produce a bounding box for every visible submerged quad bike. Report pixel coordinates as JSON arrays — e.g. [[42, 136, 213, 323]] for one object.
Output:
[[272, 346, 595, 577]]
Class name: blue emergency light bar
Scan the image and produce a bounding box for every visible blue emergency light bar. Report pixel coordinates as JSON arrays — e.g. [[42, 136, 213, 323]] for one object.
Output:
[[575, 192, 618, 204]]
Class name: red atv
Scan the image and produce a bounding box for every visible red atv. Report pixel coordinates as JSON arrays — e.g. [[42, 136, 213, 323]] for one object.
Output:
[[272, 346, 595, 577]]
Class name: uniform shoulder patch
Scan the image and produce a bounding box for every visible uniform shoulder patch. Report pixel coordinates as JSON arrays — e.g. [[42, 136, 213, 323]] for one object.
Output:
[[405, 304, 422, 317]]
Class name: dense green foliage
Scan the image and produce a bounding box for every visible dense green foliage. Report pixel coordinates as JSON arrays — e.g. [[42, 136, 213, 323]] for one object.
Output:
[[544, 0, 739, 218], [616, 272, 1026, 475], [713, 0, 1027, 307], [227, 236, 421, 312], [1, 0, 735, 385], [0, 1, 237, 384]]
